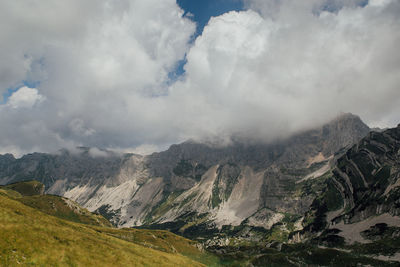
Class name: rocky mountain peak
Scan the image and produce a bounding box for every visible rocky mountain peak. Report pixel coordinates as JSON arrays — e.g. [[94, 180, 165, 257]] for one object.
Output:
[[319, 113, 370, 156]]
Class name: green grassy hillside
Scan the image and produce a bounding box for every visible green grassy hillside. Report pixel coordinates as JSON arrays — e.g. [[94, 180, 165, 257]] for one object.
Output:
[[0, 193, 205, 266], [1, 181, 111, 227], [0, 181, 222, 266], [2, 180, 45, 196], [90, 227, 222, 266], [19, 194, 113, 227]]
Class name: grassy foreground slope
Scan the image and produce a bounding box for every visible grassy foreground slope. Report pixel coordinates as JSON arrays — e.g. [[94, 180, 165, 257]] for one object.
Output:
[[2, 180, 45, 196], [0, 193, 205, 266], [1, 181, 111, 227], [92, 227, 223, 266], [19, 194, 112, 227]]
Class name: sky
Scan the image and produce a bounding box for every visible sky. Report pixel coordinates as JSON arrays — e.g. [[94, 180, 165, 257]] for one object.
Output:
[[170, 0, 244, 78], [177, 0, 244, 37], [0, 0, 399, 157]]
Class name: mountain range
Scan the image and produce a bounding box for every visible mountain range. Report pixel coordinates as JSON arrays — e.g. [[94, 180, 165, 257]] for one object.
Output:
[[2, 113, 400, 265], [0, 113, 369, 229]]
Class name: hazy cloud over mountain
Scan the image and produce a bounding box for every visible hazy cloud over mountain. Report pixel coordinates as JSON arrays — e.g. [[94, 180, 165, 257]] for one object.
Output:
[[0, 0, 399, 156]]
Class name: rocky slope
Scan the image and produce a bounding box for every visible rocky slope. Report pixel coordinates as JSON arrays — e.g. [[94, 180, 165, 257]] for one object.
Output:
[[0, 113, 370, 233], [202, 124, 400, 266], [297, 123, 400, 246]]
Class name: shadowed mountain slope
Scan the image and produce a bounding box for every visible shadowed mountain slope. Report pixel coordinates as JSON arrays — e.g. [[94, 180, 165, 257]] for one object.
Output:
[[297, 123, 400, 246]]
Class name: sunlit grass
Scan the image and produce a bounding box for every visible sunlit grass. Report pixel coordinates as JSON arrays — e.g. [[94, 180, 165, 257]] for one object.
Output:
[[0, 194, 205, 266]]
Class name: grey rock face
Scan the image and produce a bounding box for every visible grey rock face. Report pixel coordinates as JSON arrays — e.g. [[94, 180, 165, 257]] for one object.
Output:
[[293, 124, 400, 246], [0, 113, 370, 229], [0, 148, 131, 190], [331, 124, 400, 223]]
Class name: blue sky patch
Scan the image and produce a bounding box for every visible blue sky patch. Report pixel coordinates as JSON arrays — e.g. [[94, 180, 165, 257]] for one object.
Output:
[[177, 0, 244, 38], [168, 0, 244, 81]]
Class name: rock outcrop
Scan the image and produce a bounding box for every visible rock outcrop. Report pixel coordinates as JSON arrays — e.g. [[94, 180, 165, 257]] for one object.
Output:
[[296, 124, 400, 245]]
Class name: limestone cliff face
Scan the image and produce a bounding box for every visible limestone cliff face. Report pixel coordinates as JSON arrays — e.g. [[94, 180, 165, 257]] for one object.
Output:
[[331, 124, 400, 223], [293, 124, 400, 245], [0, 114, 370, 229]]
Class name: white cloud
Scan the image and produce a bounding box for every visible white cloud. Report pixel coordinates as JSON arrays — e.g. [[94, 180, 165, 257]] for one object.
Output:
[[0, 0, 195, 154], [129, 144, 164, 156], [7, 86, 44, 109], [0, 145, 24, 158], [68, 118, 96, 137], [88, 147, 108, 158], [168, 0, 400, 143], [0, 0, 399, 155]]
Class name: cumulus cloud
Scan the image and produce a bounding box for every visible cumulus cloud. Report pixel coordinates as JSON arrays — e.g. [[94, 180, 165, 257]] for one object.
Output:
[[170, 0, 400, 142], [0, 0, 399, 155], [7, 86, 44, 109], [0, 0, 195, 155]]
